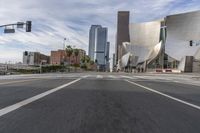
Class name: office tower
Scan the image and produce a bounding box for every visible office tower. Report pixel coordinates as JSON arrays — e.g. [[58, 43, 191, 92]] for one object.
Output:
[[113, 53, 116, 67], [116, 11, 130, 64], [106, 42, 110, 62], [88, 25, 101, 61], [106, 42, 110, 71], [94, 27, 108, 66]]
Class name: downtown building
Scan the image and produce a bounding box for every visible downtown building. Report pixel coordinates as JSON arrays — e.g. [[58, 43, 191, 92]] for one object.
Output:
[[88, 25, 109, 70], [117, 10, 200, 72], [115, 11, 130, 65], [23, 51, 50, 66], [50, 49, 86, 65]]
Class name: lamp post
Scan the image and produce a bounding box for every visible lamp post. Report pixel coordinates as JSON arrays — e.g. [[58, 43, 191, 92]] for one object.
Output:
[[63, 38, 66, 50]]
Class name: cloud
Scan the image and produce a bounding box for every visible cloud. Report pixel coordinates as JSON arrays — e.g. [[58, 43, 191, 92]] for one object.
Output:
[[0, 0, 200, 63]]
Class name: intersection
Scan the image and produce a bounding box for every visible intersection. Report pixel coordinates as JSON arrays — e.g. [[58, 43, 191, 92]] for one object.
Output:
[[0, 73, 200, 133]]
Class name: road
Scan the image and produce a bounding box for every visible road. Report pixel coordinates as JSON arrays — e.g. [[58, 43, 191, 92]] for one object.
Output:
[[0, 73, 200, 133]]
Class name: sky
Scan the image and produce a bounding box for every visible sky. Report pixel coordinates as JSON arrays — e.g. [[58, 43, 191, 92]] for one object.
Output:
[[0, 0, 200, 63]]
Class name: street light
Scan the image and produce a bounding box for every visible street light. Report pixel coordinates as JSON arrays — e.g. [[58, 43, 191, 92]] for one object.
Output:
[[63, 38, 66, 50]]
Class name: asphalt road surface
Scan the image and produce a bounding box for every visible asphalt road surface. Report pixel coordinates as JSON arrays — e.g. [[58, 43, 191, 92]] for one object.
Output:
[[0, 73, 200, 133]]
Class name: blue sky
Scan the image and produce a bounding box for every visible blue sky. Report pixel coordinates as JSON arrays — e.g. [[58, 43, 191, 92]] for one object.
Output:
[[0, 0, 200, 63]]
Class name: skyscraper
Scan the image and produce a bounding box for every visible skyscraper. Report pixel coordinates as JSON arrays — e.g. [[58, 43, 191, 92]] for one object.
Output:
[[88, 25, 101, 61], [94, 27, 108, 66], [106, 42, 110, 71], [88, 25, 108, 69], [116, 11, 130, 64], [106, 42, 110, 62]]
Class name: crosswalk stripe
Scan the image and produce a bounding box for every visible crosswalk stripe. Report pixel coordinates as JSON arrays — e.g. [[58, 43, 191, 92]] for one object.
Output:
[[81, 75, 90, 78], [120, 75, 134, 79], [97, 75, 103, 78], [108, 75, 117, 79]]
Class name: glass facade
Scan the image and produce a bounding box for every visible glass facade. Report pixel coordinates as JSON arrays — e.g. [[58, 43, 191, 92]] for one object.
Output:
[[88, 25, 101, 61], [94, 27, 107, 65]]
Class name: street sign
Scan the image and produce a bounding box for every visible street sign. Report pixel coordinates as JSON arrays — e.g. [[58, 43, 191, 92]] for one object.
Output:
[[4, 28, 15, 33], [17, 22, 24, 28]]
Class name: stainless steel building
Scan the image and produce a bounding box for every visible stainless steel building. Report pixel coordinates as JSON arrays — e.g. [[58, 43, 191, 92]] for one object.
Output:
[[118, 10, 200, 72], [165, 11, 200, 72]]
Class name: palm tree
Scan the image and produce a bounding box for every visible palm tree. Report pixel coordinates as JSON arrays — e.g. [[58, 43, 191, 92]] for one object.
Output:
[[73, 48, 79, 64], [85, 55, 90, 63], [65, 45, 73, 65]]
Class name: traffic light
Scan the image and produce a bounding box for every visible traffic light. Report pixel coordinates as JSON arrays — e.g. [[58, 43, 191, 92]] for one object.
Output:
[[190, 40, 193, 46], [24, 51, 28, 56], [26, 21, 32, 32]]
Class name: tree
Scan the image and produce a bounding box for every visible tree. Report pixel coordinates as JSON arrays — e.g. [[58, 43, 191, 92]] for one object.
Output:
[[90, 60, 94, 65], [73, 48, 79, 64], [81, 56, 85, 63], [65, 45, 73, 65], [85, 55, 90, 63]]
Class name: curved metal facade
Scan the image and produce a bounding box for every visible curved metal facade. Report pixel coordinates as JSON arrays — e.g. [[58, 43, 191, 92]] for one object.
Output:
[[117, 10, 200, 72], [129, 20, 162, 64], [165, 11, 200, 61]]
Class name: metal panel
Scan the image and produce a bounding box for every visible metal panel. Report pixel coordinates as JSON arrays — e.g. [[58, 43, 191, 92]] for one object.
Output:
[[129, 20, 162, 63], [165, 11, 200, 61]]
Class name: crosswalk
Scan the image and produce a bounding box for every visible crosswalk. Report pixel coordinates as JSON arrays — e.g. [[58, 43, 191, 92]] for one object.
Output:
[[80, 75, 183, 83], [2, 74, 196, 85], [81, 75, 153, 81]]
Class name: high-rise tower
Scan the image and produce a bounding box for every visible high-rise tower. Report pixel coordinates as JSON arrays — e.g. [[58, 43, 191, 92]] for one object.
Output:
[[116, 11, 130, 64]]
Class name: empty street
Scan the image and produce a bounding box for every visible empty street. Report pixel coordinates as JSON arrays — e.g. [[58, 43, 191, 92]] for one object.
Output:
[[0, 73, 200, 133]]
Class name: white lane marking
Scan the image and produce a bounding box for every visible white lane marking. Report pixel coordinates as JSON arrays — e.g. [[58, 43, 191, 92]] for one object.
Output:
[[97, 75, 103, 79], [81, 75, 90, 78], [0, 79, 40, 85], [108, 75, 117, 79], [120, 75, 135, 79], [125, 80, 200, 111], [0, 78, 81, 117]]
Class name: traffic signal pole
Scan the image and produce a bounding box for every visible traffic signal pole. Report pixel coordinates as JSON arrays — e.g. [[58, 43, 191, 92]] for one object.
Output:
[[0, 21, 32, 33]]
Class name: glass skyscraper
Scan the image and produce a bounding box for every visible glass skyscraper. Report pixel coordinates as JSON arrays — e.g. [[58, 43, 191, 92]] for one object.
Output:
[[88, 25, 101, 61], [88, 25, 108, 67]]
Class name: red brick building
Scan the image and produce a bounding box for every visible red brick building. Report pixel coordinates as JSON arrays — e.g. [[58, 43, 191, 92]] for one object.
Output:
[[50, 49, 86, 65]]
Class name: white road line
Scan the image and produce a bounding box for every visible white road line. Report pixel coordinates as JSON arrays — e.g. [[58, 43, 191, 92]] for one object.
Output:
[[120, 75, 135, 79], [0, 78, 81, 117], [125, 80, 200, 111], [81, 75, 90, 78], [108, 75, 117, 79], [0, 79, 40, 85], [97, 75, 103, 79]]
